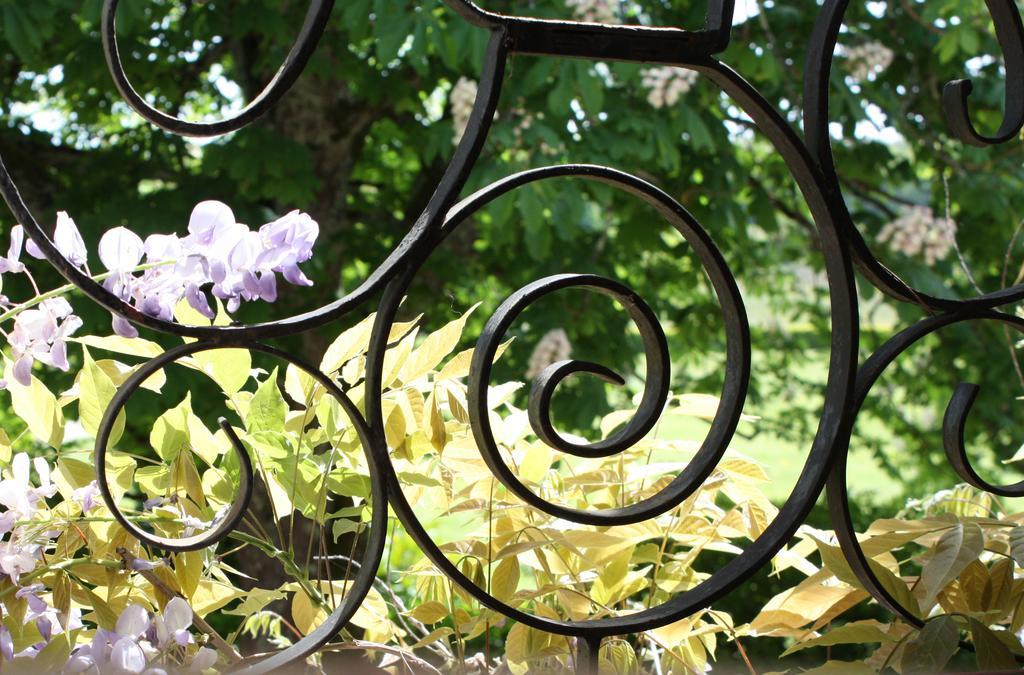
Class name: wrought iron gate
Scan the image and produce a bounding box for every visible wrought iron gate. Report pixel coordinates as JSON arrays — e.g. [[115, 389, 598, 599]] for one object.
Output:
[[2, 0, 1022, 671]]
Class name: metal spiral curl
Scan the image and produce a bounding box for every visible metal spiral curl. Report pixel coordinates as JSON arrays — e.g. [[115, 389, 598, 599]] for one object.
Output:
[[93, 341, 388, 675], [807, 1, 1024, 652], [453, 167, 751, 528], [102, 0, 336, 137], [806, 0, 1024, 312], [825, 310, 1024, 630], [0, 0, 1023, 671]]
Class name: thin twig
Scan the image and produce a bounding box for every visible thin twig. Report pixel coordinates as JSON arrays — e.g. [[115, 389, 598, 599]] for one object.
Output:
[[943, 174, 982, 294]]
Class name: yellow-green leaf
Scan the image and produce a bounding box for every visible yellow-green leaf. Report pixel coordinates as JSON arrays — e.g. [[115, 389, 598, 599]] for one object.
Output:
[[921, 523, 985, 605], [783, 620, 897, 657], [406, 600, 450, 624], [900, 615, 959, 674], [6, 359, 64, 447], [968, 618, 1018, 671], [491, 556, 520, 603], [437, 338, 513, 382], [175, 550, 204, 600], [150, 395, 192, 462], [1010, 525, 1024, 569], [79, 348, 125, 444], [72, 334, 164, 359], [321, 313, 376, 374], [401, 303, 479, 383], [247, 368, 287, 433], [423, 388, 446, 452]]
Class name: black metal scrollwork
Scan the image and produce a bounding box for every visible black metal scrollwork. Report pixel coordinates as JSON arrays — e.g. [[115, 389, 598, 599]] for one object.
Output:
[[0, 0, 1022, 672]]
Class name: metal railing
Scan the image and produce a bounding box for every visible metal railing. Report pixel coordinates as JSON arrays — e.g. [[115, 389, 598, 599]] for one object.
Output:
[[2, 0, 1022, 671]]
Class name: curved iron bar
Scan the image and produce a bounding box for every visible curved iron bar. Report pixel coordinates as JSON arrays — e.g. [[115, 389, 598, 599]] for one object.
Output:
[[453, 167, 750, 528], [0, 0, 1021, 670], [93, 340, 388, 675], [363, 120, 853, 641], [0, 25, 508, 341], [944, 382, 1024, 497], [486, 274, 672, 462], [102, 0, 336, 137], [805, 0, 1024, 313], [942, 0, 1024, 147], [827, 309, 1024, 628]]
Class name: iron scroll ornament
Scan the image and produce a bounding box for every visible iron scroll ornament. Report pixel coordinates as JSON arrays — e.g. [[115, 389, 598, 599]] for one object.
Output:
[[0, 0, 1021, 672]]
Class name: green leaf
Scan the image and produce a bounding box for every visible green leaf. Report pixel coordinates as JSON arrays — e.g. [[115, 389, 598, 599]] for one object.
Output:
[[5, 359, 64, 448], [921, 523, 985, 604], [79, 348, 125, 445], [247, 368, 287, 433], [1010, 526, 1024, 569], [150, 395, 192, 462], [969, 619, 1018, 671], [900, 615, 959, 674], [782, 620, 896, 657], [331, 518, 360, 542]]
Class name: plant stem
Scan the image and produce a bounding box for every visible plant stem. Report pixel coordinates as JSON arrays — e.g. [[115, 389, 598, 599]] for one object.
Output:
[[227, 530, 330, 613], [0, 260, 173, 326]]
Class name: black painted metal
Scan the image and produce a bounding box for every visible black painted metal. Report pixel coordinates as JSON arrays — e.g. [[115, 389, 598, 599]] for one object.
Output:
[[0, 1, 1021, 671]]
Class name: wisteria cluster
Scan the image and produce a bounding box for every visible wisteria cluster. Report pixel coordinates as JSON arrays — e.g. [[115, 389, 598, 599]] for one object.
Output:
[[640, 66, 699, 109], [0, 448, 220, 673], [525, 328, 573, 379], [877, 204, 958, 266], [0, 452, 96, 661], [449, 77, 478, 145], [0, 202, 318, 385], [64, 600, 218, 674], [843, 41, 894, 82], [565, 0, 617, 23]]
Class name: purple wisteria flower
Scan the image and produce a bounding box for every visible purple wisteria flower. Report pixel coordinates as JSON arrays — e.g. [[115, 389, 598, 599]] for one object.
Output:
[[0, 454, 58, 587], [7, 297, 83, 386], [96, 200, 319, 331], [0, 225, 26, 274], [62, 601, 218, 673], [25, 212, 88, 268], [0, 202, 319, 379], [72, 480, 100, 513]]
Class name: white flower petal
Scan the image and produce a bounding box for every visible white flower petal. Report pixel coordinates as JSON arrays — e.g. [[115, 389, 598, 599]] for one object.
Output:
[[11, 453, 29, 485], [32, 457, 50, 488], [115, 604, 150, 638], [99, 227, 144, 272], [8, 225, 24, 262], [187, 201, 235, 240], [162, 597, 193, 634], [189, 646, 218, 672], [54, 212, 88, 267], [111, 637, 147, 674]]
